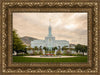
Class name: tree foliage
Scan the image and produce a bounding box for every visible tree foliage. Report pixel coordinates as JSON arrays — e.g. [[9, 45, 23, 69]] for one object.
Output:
[[75, 44, 87, 55], [34, 46, 38, 50], [53, 47, 57, 50], [62, 46, 68, 50], [13, 30, 26, 52], [43, 47, 47, 50]]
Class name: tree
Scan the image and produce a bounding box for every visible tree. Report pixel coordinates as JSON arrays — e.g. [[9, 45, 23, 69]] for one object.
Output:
[[75, 44, 81, 53], [33, 46, 38, 54], [43, 47, 47, 50], [38, 46, 43, 55], [13, 30, 26, 53], [84, 45, 87, 52], [53, 47, 57, 50], [34, 46, 38, 50], [32, 48, 35, 54], [81, 45, 87, 55], [62, 46, 68, 50], [39, 46, 42, 50], [75, 44, 87, 56]]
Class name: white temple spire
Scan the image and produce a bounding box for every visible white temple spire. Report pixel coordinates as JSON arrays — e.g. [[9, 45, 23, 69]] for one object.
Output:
[[48, 18, 52, 36]]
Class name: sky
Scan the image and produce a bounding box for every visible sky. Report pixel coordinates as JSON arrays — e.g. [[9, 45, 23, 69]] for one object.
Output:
[[13, 12, 87, 45]]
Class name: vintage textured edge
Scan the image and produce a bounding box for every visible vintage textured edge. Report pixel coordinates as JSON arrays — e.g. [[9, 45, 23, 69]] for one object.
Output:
[[1, 1, 99, 74], [7, 8, 91, 68]]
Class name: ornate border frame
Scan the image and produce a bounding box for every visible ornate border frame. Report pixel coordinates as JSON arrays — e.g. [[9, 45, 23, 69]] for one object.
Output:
[[0, 0, 99, 74]]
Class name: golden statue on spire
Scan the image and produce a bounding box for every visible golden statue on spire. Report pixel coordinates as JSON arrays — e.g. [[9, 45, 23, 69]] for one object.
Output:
[[49, 18, 51, 26], [49, 18, 51, 22]]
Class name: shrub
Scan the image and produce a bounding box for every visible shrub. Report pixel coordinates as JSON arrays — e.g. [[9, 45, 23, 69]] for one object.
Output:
[[33, 52, 38, 55], [56, 50, 62, 55], [63, 50, 71, 55]]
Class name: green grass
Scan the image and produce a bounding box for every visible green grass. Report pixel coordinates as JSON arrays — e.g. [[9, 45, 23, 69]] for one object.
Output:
[[13, 56, 88, 62]]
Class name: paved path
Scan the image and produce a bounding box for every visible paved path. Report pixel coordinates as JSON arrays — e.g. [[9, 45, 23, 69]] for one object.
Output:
[[24, 56, 77, 58]]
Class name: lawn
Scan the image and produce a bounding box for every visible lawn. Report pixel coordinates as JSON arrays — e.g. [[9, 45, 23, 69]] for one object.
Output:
[[13, 56, 88, 62]]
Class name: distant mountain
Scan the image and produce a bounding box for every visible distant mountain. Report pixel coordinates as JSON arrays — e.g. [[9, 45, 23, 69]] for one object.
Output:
[[20, 36, 38, 46]]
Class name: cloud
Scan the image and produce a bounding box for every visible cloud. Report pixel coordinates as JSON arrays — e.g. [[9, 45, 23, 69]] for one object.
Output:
[[13, 12, 87, 45]]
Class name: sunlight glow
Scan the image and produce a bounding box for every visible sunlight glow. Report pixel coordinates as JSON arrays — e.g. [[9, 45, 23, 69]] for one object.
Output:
[[65, 24, 77, 30]]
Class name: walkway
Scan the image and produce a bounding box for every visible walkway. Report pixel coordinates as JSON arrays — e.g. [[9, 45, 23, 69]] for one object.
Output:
[[24, 56, 77, 58]]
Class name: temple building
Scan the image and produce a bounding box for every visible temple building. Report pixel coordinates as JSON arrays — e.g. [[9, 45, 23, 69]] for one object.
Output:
[[31, 23, 69, 49]]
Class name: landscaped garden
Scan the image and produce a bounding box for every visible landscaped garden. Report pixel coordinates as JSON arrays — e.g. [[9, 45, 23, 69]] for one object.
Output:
[[13, 30, 88, 63]]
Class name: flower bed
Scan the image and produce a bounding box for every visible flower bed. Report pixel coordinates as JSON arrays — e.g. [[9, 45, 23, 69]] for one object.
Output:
[[45, 54, 54, 56]]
